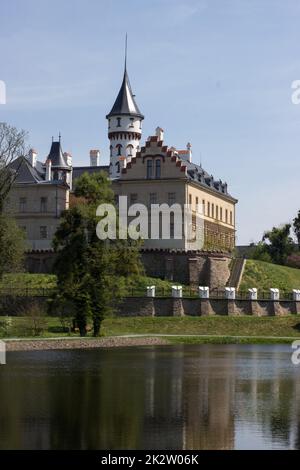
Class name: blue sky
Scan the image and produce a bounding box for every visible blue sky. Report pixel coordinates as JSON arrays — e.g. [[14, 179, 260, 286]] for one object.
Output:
[[1, 0, 300, 244]]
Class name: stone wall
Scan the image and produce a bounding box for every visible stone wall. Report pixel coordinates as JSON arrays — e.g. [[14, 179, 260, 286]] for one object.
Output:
[[141, 250, 231, 288], [0, 295, 299, 318], [118, 297, 300, 317]]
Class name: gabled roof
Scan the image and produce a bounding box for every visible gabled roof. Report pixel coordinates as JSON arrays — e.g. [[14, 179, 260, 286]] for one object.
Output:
[[9, 156, 44, 184], [106, 69, 144, 119], [47, 140, 70, 168]]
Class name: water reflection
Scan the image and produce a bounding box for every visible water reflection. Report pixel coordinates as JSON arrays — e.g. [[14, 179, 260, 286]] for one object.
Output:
[[0, 344, 299, 449]]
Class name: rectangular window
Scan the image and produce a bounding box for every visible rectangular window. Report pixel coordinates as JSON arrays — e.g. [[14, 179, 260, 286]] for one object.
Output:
[[146, 160, 153, 179], [155, 159, 161, 178], [130, 193, 138, 205], [170, 222, 174, 239], [216, 205, 219, 220], [149, 193, 157, 205], [168, 192, 176, 205], [230, 210, 233, 225], [207, 202, 210, 217], [189, 194, 192, 206], [40, 226, 47, 239], [220, 207, 223, 221], [202, 200, 205, 215], [117, 117, 121, 127], [129, 118, 134, 128], [40, 197, 47, 213], [212, 203, 215, 219], [225, 209, 228, 224], [195, 197, 199, 211], [19, 197, 27, 213]]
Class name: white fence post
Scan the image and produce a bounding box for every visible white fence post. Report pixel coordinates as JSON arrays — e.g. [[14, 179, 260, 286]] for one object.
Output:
[[248, 288, 258, 300], [225, 287, 236, 300], [146, 286, 156, 298], [293, 289, 300, 302], [172, 286, 183, 298], [270, 288, 280, 301], [199, 286, 210, 299]]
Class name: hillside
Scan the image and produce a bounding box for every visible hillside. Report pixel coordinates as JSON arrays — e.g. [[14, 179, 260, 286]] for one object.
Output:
[[240, 259, 300, 291]]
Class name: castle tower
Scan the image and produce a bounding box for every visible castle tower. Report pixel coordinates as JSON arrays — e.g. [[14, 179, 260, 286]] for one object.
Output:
[[106, 61, 144, 179], [45, 135, 72, 188]]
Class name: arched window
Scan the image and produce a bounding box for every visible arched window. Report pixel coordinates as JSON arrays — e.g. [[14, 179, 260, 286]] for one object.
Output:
[[127, 144, 134, 157], [155, 159, 161, 178], [116, 161, 120, 173], [110, 145, 113, 157], [117, 117, 121, 127], [146, 159, 153, 179], [116, 144, 122, 156]]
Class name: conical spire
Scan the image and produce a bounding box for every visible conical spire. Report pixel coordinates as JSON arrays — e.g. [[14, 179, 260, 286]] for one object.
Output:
[[106, 69, 144, 119]]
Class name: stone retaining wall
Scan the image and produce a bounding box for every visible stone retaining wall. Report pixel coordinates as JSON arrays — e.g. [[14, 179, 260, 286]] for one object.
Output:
[[0, 295, 299, 317], [118, 297, 300, 317]]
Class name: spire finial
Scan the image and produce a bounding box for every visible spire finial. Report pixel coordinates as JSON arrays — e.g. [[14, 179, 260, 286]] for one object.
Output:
[[124, 33, 128, 72], [59, 132, 61, 142]]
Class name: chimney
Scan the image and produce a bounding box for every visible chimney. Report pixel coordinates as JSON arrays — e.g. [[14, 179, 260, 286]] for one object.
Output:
[[155, 127, 164, 142], [90, 149, 100, 167], [45, 158, 52, 181], [28, 148, 37, 167], [63, 152, 72, 167], [186, 142, 192, 162]]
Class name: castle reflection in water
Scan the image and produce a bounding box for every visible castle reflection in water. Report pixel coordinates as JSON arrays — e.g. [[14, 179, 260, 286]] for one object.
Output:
[[0, 345, 299, 450]]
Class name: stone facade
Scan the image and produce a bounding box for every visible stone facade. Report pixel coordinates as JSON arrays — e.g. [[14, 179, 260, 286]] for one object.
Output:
[[140, 250, 231, 289]]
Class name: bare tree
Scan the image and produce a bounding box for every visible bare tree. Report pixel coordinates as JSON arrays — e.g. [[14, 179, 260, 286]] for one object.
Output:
[[0, 122, 28, 212]]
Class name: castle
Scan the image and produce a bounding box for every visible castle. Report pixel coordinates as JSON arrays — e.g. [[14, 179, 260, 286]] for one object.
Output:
[[5, 60, 238, 287]]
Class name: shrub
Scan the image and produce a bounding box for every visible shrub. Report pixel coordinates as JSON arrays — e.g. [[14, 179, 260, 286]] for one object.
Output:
[[286, 253, 300, 269]]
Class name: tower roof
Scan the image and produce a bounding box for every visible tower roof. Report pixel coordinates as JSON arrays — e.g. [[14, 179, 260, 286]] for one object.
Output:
[[47, 139, 70, 169], [106, 69, 144, 119]]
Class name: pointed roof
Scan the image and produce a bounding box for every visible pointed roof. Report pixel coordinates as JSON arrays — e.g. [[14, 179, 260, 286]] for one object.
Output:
[[106, 69, 144, 119], [47, 140, 70, 168], [9, 156, 44, 184]]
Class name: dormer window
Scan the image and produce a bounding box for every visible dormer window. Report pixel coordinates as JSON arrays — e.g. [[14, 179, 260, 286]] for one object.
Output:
[[117, 117, 121, 127]]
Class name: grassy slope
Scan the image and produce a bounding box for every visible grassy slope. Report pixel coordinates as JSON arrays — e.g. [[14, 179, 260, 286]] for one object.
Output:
[[0, 273, 178, 291], [240, 259, 300, 291]]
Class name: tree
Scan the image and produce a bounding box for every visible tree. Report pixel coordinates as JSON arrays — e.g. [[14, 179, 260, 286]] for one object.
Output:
[[262, 224, 294, 265], [293, 210, 300, 249], [0, 122, 28, 212], [52, 172, 143, 336], [0, 215, 25, 279]]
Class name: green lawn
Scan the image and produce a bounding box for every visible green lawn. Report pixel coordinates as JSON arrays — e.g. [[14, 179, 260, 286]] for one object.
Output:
[[240, 259, 300, 292], [2, 315, 300, 343]]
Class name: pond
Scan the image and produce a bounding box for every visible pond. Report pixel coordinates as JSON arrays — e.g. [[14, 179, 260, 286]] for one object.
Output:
[[0, 344, 299, 449]]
